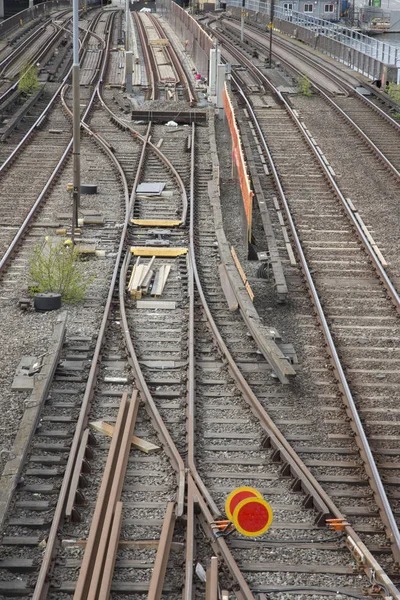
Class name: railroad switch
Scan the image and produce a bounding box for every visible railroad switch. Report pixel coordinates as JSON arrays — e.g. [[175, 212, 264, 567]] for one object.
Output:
[[326, 518, 349, 531], [211, 520, 235, 538], [144, 230, 172, 247]]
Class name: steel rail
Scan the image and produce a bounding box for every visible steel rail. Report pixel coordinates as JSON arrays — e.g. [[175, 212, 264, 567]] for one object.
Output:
[[185, 120, 217, 598], [188, 474, 255, 600], [255, 23, 400, 130], [148, 13, 197, 106], [0, 8, 104, 174], [222, 38, 400, 566], [0, 12, 108, 274], [191, 104, 400, 597], [119, 252, 186, 517], [148, 502, 176, 600], [96, 91, 189, 225], [215, 28, 400, 311], [31, 12, 137, 598], [0, 23, 48, 75], [133, 11, 157, 101], [229, 24, 400, 180], [0, 13, 74, 104], [74, 391, 139, 600]]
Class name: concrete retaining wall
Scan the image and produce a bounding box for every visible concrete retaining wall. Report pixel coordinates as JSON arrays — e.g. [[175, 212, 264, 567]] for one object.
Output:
[[156, 0, 213, 77]]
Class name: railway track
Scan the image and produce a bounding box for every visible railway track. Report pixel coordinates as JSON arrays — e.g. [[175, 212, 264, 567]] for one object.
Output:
[[0, 9, 109, 271], [209, 22, 400, 570], [0, 11, 73, 104], [134, 11, 196, 105], [211, 22, 400, 280], [0, 9, 190, 597], [217, 19, 400, 179], [0, 5, 400, 599]]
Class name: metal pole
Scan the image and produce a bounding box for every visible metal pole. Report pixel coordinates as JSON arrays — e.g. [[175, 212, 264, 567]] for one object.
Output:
[[125, 0, 130, 50], [269, 0, 275, 65], [72, 0, 81, 246], [241, 0, 245, 42]]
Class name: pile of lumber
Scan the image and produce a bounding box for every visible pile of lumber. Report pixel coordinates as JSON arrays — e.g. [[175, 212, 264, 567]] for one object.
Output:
[[127, 257, 171, 299]]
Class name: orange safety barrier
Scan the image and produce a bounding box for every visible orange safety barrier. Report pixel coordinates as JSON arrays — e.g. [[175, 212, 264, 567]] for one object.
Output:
[[223, 84, 254, 241]]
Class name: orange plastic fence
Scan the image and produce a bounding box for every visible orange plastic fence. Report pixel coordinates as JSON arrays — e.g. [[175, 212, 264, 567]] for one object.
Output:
[[223, 84, 254, 240]]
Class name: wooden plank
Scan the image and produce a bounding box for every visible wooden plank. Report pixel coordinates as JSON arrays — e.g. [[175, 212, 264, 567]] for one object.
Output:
[[89, 421, 159, 454], [140, 257, 155, 290], [285, 242, 297, 266], [149, 39, 169, 46], [372, 244, 388, 268], [130, 247, 187, 257], [231, 247, 247, 284], [130, 219, 182, 227], [231, 247, 254, 301]]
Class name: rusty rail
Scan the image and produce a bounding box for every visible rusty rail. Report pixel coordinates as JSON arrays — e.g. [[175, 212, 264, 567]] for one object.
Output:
[[148, 13, 197, 106], [32, 13, 135, 599], [0, 11, 108, 274], [96, 92, 188, 225], [234, 24, 400, 181], [119, 252, 186, 517], [134, 11, 157, 101], [148, 502, 176, 600], [214, 30, 400, 586], [206, 557, 219, 600], [74, 391, 138, 600]]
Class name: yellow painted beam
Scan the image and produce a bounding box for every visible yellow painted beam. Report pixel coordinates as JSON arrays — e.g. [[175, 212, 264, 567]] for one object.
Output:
[[131, 219, 182, 227], [130, 247, 188, 257]]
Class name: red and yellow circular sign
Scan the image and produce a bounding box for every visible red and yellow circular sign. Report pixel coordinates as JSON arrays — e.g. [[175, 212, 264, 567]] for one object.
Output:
[[225, 486, 263, 521], [232, 497, 273, 537]]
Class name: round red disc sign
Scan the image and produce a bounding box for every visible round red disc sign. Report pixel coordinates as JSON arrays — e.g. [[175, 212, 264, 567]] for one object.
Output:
[[225, 486, 262, 521], [233, 497, 273, 537]]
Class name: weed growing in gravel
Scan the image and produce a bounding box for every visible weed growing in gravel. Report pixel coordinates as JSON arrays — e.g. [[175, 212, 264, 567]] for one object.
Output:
[[298, 75, 312, 97], [29, 238, 95, 303], [18, 62, 40, 95], [386, 82, 400, 106]]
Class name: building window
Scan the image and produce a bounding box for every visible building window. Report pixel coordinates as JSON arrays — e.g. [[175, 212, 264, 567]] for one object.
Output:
[[324, 3, 334, 11], [284, 3, 293, 8], [304, 4, 313, 11]]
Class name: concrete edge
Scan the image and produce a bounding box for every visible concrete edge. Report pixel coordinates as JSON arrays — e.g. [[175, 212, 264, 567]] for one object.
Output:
[[207, 109, 296, 381], [232, 96, 289, 300], [0, 311, 68, 531]]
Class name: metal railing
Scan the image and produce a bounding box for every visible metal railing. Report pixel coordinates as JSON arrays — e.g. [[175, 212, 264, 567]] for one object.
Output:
[[227, 0, 400, 80], [0, 0, 101, 39], [0, 1, 71, 37]]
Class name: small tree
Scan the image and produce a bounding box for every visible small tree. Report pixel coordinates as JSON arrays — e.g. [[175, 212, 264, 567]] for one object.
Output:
[[18, 62, 40, 95], [29, 238, 95, 303], [387, 82, 400, 105], [298, 75, 312, 97]]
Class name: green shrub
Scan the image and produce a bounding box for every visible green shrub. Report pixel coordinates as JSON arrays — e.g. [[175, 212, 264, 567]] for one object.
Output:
[[386, 82, 400, 105], [18, 62, 40, 95], [298, 75, 312, 96], [29, 238, 95, 303]]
